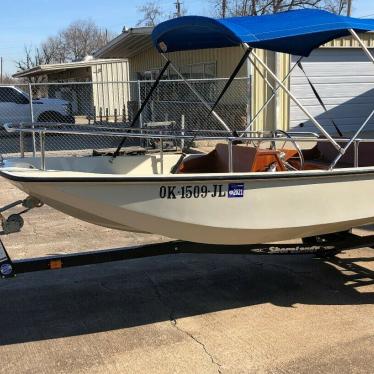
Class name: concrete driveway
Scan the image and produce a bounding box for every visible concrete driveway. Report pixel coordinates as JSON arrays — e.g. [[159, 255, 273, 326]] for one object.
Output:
[[0, 177, 373, 374]]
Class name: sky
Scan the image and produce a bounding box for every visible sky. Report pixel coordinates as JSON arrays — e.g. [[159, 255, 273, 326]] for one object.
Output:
[[1, 0, 374, 75]]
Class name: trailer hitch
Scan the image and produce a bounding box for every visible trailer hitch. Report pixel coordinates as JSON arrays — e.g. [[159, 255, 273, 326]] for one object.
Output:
[[0, 196, 43, 234]]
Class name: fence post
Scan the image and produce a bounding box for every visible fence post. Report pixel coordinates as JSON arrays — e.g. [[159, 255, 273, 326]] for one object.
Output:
[[181, 114, 185, 151], [246, 75, 252, 134], [28, 83, 36, 156], [137, 80, 143, 129], [122, 105, 126, 123]]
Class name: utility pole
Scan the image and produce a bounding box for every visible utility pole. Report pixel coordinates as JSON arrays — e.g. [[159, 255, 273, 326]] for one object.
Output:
[[175, 0, 182, 18], [347, 0, 352, 16], [221, 0, 227, 18], [0, 57, 2, 84]]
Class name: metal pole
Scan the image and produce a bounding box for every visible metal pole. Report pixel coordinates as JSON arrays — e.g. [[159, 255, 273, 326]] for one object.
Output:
[[347, 0, 352, 16], [181, 114, 185, 150], [28, 83, 36, 157], [274, 52, 280, 131], [0, 57, 2, 83], [161, 53, 231, 132], [40, 131, 46, 171], [332, 28, 374, 168], [160, 138, 164, 174], [248, 55, 275, 91], [137, 80, 143, 130], [246, 57, 252, 130], [243, 57, 302, 133], [354, 140, 359, 167], [329, 109, 374, 169], [349, 29, 374, 63], [19, 124, 24, 158], [228, 139, 233, 172], [246, 45, 342, 152]]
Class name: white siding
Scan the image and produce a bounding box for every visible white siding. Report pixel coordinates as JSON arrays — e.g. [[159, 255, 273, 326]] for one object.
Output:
[[290, 49, 374, 134], [91, 61, 130, 117]]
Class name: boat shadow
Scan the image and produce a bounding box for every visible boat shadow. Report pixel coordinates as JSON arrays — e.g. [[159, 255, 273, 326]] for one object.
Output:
[[0, 250, 372, 345]]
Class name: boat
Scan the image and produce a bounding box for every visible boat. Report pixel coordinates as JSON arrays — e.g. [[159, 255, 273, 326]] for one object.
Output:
[[2, 9, 374, 245]]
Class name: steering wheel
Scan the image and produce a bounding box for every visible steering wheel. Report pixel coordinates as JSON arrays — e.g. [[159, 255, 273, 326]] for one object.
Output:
[[271, 130, 304, 171]]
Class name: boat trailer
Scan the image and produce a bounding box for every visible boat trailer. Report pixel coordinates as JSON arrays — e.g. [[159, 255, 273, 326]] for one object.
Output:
[[0, 198, 373, 279]]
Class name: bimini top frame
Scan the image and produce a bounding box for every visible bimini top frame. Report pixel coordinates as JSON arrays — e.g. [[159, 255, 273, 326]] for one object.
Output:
[[151, 9, 374, 57], [147, 9, 374, 163]]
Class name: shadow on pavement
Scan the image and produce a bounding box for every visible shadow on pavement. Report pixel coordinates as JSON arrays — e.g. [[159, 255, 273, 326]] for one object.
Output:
[[0, 250, 372, 345]]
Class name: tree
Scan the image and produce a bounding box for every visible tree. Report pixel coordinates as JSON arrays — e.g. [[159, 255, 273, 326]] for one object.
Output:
[[15, 20, 113, 80], [62, 20, 111, 61], [1, 74, 18, 84], [15, 46, 49, 83], [211, 0, 348, 17], [137, 1, 187, 27], [137, 1, 164, 26]]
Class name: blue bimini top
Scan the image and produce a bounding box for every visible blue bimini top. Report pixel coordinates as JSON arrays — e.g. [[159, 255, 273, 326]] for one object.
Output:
[[152, 9, 374, 57]]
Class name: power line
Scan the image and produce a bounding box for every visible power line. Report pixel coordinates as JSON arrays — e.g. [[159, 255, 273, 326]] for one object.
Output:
[[359, 13, 374, 19]]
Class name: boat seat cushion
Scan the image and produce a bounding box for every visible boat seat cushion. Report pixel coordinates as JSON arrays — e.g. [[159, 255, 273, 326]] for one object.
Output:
[[179, 143, 298, 173], [179, 143, 258, 173]]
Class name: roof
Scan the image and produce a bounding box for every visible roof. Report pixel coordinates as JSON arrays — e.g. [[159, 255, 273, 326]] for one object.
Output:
[[94, 27, 153, 59], [13, 58, 128, 78], [152, 9, 374, 57]]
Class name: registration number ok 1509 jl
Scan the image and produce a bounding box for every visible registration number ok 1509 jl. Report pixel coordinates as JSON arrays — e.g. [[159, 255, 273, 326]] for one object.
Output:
[[159, 183, 244, 199]]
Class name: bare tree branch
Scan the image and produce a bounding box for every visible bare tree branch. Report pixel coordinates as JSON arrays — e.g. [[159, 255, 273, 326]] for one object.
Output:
[[212, 0, 347, 16], [15, 19, 113, 80], [137, 1, 164, 26]]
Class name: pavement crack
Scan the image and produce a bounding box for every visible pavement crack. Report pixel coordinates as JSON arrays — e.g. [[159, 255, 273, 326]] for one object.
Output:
[[170, 314, 223, 374], [145, 272, 223, 374]]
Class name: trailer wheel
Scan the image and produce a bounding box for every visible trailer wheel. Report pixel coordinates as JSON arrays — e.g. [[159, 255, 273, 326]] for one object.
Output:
[[2, 214, 24, 234]]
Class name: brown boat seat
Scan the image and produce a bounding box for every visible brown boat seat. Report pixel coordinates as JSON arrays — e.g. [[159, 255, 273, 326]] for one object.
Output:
[[178, 143, 257, 173], [315, 141, 374, 167], [214, 143, 258, 172], [179, 143, 291, 173]]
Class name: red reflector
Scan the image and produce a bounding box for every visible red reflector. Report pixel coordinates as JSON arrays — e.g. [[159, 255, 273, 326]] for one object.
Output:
[[50, 259, 62, 269]]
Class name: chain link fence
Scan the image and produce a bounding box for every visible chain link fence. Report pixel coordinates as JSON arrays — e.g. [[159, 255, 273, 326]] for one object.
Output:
[[0, 77, 251, 155]]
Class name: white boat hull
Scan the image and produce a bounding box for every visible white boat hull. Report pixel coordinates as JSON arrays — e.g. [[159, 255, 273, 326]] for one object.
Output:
[[2, 161, 374, 244]]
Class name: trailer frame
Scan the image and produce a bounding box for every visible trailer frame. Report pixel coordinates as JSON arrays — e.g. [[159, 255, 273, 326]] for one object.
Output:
[[1, 231, 373, 279]]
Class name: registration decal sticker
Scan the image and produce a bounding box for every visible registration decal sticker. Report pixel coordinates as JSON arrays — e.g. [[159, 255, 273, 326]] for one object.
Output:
[[228, 183, 244, 198]]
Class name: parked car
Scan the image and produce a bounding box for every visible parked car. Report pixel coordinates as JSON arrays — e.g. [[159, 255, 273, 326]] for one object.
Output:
[[0, 86, 75, 124]]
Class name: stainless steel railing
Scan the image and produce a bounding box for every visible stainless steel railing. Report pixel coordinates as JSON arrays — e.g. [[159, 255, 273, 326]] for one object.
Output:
[[3, 122, 373, 173]]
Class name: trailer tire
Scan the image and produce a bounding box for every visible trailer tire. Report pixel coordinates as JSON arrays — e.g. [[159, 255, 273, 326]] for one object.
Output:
[[2, 214, 24, 234]]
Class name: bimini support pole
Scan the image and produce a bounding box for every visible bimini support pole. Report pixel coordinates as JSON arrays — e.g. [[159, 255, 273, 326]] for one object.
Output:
[[328, 29, 374, 169], [329, 108, 374, 169], [161, 53, 231, 132], [243, 43, 342, 152], [243, 56, 303, 133], [349, 29, 374, 63], [112, 60, 171, 159], [209, 47, 253, 114]]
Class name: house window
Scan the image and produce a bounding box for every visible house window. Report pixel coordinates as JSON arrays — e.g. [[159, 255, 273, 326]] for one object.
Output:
[[137, 62, 217, 81], [179, 62, 216, 79], [137, 62, 217, 102]]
